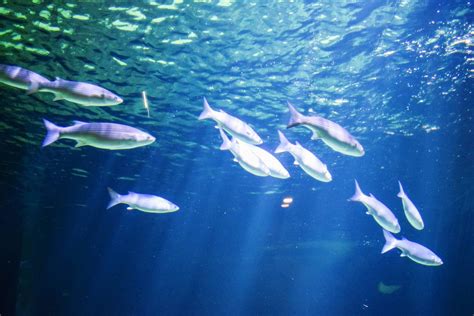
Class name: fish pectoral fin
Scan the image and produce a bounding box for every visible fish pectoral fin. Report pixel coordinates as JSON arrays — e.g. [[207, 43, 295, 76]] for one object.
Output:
[[126, 207, 134, 211], [26, 82, 39, 95], [293, 160, 299, 166], [74, 141, 86, 148]]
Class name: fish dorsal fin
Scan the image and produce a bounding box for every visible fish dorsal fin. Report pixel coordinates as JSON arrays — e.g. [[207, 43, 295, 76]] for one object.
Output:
[[233, 158, 238, 163], [53, 95, 64, 101], [369, 193, 375, 198], [400, 252, 407, 257], [73, 120, 86, 125], [74, 141, 86, 148], [293, 160, 299, 166], [127, 207, 133, 211], [55, 76, 64, 82], [127, 191, 135, 195], [401, 236, 408, 241], [295, 141, 302, 147]]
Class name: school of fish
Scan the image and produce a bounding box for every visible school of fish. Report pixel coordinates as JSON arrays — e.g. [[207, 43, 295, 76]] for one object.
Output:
[[0, 63, 443, 267]]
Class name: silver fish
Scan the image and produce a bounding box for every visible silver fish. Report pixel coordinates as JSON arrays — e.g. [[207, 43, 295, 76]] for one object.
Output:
[[37, 77, 123, 106], [381, 230, 443, 266], [287, 102, 364, 157], [0, 64, 51, 93], [274, 131, 332, 182], [398, 181, 424, 230], [42, 119, 155, 150], [107, 187, 179, 213], [219, 128, 270, 177], [348, 180, 400, 233], [199, 97, 262, 145], [245, 143, 290, 179]]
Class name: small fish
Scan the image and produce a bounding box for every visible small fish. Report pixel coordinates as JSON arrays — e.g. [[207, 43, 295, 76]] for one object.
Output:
[[348, 180, 400, 233], [381, 229, 443, 266], [286, 102, 364, 157], [199, 97, 263, 145], [274, 131, 332, 182], [219, 128, 270, 177], [377, 282, 401, 295], [0, 64, 51, 93], [142, 91, 150, 118], [397, 181, 424, 230], [107, 187, 179, 213], [42, 119, 155, 150], [239, 141, 290, 179], [37, 77, 123, 106]]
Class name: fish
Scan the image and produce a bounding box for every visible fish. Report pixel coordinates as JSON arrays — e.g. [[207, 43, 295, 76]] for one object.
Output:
[[348, 180, 401, 233], [239, 141, 290, 179], [397, 181, 424, 230], [142, 91, 150, 117], [107, 187, 179, 213], [219, 128, 270, 177], [274, 131, 332, 182], [286, 102, 364, 157], [36, 77, 123, 106], [0, 64, 51, 93], [381, 229, 443, 266], [377, 282, 401, 295], [42, 119, 155, 150], [199, 97, 263, 145]]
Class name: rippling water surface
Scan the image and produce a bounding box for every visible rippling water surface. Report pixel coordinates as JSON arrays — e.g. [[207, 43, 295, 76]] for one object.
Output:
[[0, 1, 472, 315]]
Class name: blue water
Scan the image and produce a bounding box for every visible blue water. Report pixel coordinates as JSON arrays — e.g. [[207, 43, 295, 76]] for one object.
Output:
[[0, 1, 473, 315]]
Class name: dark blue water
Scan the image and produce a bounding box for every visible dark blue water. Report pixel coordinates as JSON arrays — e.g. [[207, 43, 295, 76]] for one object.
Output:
[[0, 1, 472, 315]]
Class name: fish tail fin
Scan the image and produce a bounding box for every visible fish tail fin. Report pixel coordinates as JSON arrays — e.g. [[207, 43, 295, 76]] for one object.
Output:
[[42, 119, 61, 147], [381, 229, 398, 254], [219, 128, 232, 150], [198, 97, 215, 120], [274, 130, 292, 153], [397, 181, 406, 198], [348, 179, 364, 202], [107, 187, 122, 209], [287, 101, 305, 128]]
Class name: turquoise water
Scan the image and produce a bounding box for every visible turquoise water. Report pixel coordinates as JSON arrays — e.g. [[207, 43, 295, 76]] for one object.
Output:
[[0, 1, 473, 315]]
